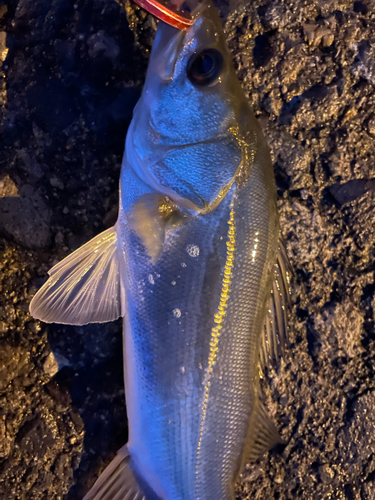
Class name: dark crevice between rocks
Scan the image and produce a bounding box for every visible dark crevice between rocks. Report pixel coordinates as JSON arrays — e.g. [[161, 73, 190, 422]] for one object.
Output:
[[253, 30, 276, 68], [305, 319, 322, 367], [275, 161, 292, 196], [360, 280, 375, 349], [45, 321, 126, 499], [345, 484, 356, 499]]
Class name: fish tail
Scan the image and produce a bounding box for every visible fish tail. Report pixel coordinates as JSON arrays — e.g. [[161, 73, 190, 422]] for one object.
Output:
[[83, 445, 147, 500]]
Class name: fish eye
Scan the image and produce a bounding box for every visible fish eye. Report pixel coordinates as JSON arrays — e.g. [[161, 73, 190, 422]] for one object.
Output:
[[187, 48, 224, 87]]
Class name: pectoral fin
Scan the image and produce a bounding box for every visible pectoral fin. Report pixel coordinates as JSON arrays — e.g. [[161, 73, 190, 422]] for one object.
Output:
[[29, 226, 125, 325], [130, 193, 185, 265], [259, 238, 292, 371]]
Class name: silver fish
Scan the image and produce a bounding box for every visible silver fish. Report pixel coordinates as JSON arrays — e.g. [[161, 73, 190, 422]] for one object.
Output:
[[30, 1, 291, 499]]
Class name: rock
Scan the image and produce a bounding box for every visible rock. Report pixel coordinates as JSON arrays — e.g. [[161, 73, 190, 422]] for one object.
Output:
[[0, 30, 8, 62], [43, 352, 59, 377], [318, 464, 335, 484], [339, 392, 375, 465], [0, 175, 18, 197], [328, 179, 375, 206], [0, 419, 12, 458], [26, 76, 79, 135], [87, 31, 120, 60], [0, 181, 51, 248], [0, 345, 30, 391], [2, 0, 375, 498], [303, 24, 334, 48], [50, 176, 64, 189], [16, 414, 57, 459]]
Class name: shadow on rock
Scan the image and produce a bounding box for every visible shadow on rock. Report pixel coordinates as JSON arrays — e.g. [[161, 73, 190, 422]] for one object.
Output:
[[46, 320, 127, 499]]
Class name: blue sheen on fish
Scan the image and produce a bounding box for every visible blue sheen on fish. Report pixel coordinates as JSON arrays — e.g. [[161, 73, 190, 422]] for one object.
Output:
[[29, 1, 291, 499]]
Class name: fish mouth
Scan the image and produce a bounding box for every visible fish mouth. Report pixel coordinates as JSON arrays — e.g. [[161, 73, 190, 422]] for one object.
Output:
[[151, 23, 185, 81]]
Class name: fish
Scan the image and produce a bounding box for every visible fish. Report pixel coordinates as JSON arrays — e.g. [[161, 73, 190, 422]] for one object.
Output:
[[29, 1, 291, 499]]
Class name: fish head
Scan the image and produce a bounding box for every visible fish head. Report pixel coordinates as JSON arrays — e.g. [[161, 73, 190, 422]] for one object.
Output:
[[127, 0, 255, 212]]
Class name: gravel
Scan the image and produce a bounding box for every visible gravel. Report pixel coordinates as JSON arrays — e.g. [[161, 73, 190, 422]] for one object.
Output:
[[1, 0, 375, 498]]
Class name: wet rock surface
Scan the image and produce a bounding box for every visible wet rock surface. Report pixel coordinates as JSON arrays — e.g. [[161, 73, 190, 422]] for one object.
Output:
[[1, 0, 375, 498]]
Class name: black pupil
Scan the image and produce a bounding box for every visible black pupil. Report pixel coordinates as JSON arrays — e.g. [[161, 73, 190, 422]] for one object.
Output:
[[196, 53, 214, 77], [188, 49, 223, 86]]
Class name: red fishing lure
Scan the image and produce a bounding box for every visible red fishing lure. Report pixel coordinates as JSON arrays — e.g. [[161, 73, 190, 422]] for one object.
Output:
[[132, 0, 194, 30]]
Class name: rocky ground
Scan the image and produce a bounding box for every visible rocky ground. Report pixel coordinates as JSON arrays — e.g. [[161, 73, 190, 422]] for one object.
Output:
[[0, 0, 375, 498]]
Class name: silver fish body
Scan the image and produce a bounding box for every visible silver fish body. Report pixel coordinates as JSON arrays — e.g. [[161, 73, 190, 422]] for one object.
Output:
[[29, 2, 289, 500], [117, 5, 279, 498], [119, 157, 277, 500]]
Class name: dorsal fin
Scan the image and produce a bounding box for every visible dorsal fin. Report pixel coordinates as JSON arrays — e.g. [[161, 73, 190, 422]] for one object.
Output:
[[259, 238, 292, 371], [29, 226, 125, 325]]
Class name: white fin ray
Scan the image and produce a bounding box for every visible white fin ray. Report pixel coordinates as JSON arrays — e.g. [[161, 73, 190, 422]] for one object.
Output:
[[29, 226, 125, 325], [84, 445, 146, 500], [260, 238, 292, 371]]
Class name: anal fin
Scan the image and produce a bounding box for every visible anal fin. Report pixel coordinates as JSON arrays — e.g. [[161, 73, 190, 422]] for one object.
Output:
[[242, 399, 282, 467], [84, 445, 146, 500]]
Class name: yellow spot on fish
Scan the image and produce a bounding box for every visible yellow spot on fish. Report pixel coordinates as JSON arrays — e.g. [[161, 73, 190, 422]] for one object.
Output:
[[252, 230, 260, 262]]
